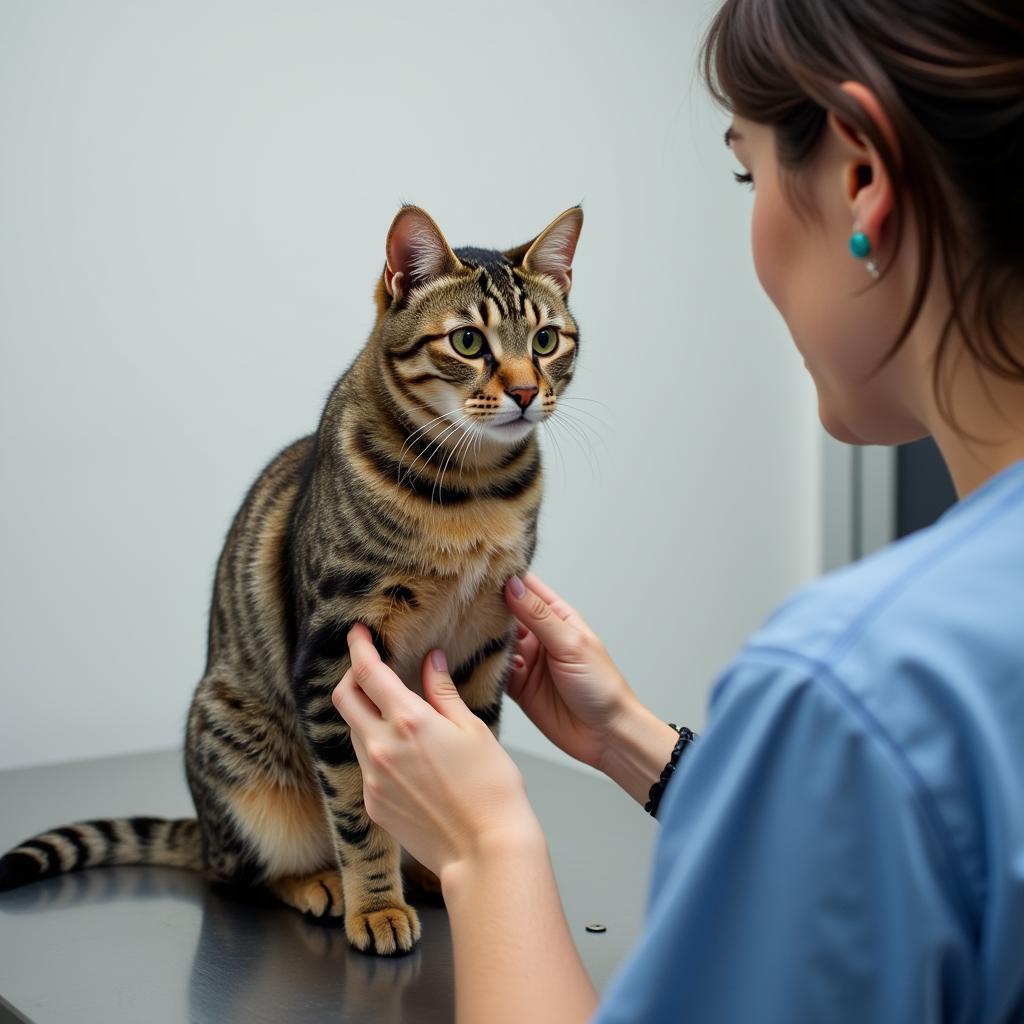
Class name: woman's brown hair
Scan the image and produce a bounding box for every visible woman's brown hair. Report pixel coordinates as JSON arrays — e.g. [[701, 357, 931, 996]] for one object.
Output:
[[701, 0, 1024, 426]]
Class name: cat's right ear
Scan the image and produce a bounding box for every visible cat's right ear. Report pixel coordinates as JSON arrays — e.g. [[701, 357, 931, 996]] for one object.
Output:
[[384, 206, 461, 304], [510, 206, 584, 296]]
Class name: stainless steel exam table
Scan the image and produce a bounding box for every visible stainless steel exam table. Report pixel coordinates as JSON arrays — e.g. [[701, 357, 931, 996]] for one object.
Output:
[[0, 746, 657, 1023]]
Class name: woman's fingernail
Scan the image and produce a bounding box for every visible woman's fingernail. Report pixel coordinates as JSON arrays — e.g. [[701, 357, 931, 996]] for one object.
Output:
[[507, 576, 526, 599], [431, 649, 448, 672], [512, 655, 525, 670]]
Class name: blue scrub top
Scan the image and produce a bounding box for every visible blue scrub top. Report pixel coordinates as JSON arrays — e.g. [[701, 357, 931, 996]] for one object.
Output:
[[593, 459, 1024, 1023]]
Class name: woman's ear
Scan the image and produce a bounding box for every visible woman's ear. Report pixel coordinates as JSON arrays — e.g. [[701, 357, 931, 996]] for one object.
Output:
[[384, 206, 461, 303], [509, 207, 584, 296], [829, 82, 898, 250]]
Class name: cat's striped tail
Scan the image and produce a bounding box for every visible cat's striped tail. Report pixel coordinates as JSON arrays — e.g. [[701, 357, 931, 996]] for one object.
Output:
[[0, 818, 203, 891]]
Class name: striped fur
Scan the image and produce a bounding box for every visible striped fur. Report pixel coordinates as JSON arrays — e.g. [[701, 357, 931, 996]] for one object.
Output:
[[0, 206, 583, 956], [0, 818, 201, 891]]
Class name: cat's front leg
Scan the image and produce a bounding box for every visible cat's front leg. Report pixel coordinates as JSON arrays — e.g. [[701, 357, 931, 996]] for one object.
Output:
[[292, 641, 420, 955], [319, 761, 421, 956]]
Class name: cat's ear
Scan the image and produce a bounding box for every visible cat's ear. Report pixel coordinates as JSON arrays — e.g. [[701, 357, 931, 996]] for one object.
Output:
[[384, 206, 461, 303], [509, 207, 584, 295]]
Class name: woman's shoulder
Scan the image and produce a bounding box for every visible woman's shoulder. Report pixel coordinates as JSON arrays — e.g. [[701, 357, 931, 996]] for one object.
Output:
[[708, 459, 1024, 932], [745, 456, 1024, 680]]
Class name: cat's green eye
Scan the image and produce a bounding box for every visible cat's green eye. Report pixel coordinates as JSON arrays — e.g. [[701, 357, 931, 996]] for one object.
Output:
[[532, 328, 558, 356], [451, 328, 485, 357]]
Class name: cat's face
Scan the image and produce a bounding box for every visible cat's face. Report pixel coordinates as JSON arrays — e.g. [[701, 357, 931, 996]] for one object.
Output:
[[374, 207, 583, 449]]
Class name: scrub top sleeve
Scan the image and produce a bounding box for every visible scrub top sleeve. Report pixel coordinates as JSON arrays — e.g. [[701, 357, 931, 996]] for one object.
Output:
[[590, 655, 975, 1024]]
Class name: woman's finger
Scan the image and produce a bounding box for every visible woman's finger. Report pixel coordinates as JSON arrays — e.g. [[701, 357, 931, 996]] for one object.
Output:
[[506, 628, 537, 698], [332, 668, 383, 736], [504, 576, 579, 657], [347, 623, 415, 719], [506, 652, 528, 700], [420, 649, 475, 726], [522, 572, 582, 621], [522, 574, 587, 631], [515, 626, 541, 665], [347, 722, 369, 780], [506, 628, 547, 704]]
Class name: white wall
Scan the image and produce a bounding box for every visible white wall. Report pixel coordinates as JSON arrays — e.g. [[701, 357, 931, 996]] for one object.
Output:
[[0, 0, 821, 772]]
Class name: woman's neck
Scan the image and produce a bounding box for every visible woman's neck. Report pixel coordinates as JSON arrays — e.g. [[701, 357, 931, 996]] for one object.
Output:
[[915, 300, 1024, 498]]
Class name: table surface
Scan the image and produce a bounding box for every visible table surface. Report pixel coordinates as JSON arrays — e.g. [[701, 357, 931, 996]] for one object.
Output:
[[0, 746, 657, 1023]]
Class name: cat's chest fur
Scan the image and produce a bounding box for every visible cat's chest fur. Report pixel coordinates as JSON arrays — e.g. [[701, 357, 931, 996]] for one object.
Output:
[[356, 537, 523, 696], [288, 402, 541, 702]]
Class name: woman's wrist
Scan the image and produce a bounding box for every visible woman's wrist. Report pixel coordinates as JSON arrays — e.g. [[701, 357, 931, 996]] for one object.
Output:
[[439, 810, 597, 1024], [440, 807, 548, 904], [598, 697, 682, 806]]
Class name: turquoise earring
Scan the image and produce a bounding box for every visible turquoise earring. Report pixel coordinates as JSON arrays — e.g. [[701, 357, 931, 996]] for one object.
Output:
[[849, 231, 872, 259], [849, 223, 880, 280]]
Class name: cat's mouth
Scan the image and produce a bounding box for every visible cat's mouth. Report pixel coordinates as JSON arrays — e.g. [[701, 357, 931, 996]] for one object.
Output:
[[494, 410, 539, 427], [485, 414, 537, 442]]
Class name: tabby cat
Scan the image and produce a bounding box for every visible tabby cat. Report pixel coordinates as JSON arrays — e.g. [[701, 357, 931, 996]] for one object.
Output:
[[0, 204, 584, 955]]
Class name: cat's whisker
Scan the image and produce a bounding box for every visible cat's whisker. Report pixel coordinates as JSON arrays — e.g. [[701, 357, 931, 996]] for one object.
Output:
[[551, 406, 611, 449], [398, 410, 450, 453], [552, 419, 600, 485], [554, 407, 600, 452], [432, 418, 474, 506], [558, 395, 613, 413], [397, 412, 456, 480], [423, 415, 471, 499], [446, 419, 477, 480], [457, 421, 481, 478], [473, 421, 487, 479], [546, 420, 573, 480], [538, 422, 568, 481], [550, 400, 606, 434], [553, 397, 609, 428], [417, 417, 470, 484], [443, 426, 476, 495], [454, 419, 482, 481], [462, 416, 487, 481], [402, 415, 469, 484], [549, 411, 604, 484]]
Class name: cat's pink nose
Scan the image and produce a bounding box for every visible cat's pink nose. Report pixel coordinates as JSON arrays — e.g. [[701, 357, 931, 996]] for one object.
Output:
[[506, 385, 538, 410]]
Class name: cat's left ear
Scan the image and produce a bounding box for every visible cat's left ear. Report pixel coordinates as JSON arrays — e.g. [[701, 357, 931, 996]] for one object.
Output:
[[384, 205, 461, 303], [507, 207, 584, 296]]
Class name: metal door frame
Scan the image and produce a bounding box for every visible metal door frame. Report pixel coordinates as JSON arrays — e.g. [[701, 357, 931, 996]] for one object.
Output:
[[822, 436, 897, 571]]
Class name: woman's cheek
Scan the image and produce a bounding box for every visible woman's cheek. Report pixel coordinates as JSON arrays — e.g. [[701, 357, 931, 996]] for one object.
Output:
[[750, 190, 788, 313], [747, 179, 860, 441], [749, 179, 833, 366]]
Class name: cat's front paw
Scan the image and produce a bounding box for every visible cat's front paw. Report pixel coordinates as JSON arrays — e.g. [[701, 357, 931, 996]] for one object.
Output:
[[346, 903, 421, 955]]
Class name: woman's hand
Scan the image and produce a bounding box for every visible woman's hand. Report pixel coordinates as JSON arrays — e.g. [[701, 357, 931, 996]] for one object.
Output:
[[503, 573, 637, 771], [333, 624, 543, 881], [504, 573, 681, 805]]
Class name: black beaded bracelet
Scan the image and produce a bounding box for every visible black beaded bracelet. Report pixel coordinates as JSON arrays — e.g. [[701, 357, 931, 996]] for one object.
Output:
[[644, 723, 697, 818]]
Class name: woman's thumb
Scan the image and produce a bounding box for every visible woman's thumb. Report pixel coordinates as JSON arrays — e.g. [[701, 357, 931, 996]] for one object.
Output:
[[422, 649, 470, 721], [504, 576, 573, 655]]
